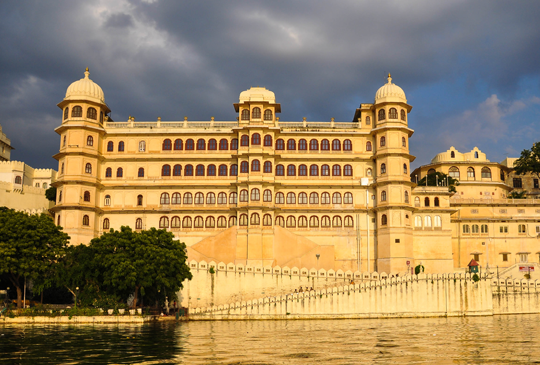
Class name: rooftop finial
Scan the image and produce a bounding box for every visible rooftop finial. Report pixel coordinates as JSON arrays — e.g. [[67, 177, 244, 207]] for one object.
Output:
[[84, 67, 90, 79], [387, 73, 392, 84]]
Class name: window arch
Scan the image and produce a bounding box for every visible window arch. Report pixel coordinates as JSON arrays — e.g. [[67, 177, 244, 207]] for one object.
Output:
[[136, 218, 143, 229], [194, 192, 204, 205], [310, 164, 319, 176], [207, 139, 217, 150], [264, 109, 273, 120], [250, 213, 260, 225], [160, 193, 170, 205], [332, 216, 342, 227], [183, 216, 192, 228], [402, 137, 406, 147], [251, 133, 261, 145], [174, 139, 183, 150], [434, 197, 440, 207], [321, 216, 331, 227], [240, 161, 249, 173], [137, 194, 143, 206], [63, 135, 66, 147], [218, 192, 227, 204], [162, 164, 171, 176], [185, 165, 193, 176], [105, 167, 112, 177], [207, 165, 216, 176], [425, 216, 432, 227], [159, 216, 169, 228], [275, 192, 285, 204], [434, 216, 442, 228], [344, 165, 352, 176], [275, 139, 285, 150], [196, 164, 205, 176], [171, 216, 181, 228], [344, 216, 354, 228], [366, 141, 372, 151], [264, 135, 272, 146], [263, 214, 272, 226], [424, 197, 430, 207], [231, 138, 238, 150], [117, 141, 124, 152], [299, 164, 307, 176], [172, 192, 181, 205], [185, 139, 194, 150], [263, 189, 272, 202], [251, 188, 260, 201], [205, 216, 215, 228], [365, 116, 371, 125], [299, 139, 307, 151], [194, 216, 204, 228], [82, 215, 90, 226], [321, 139, 330, 151], [415, 216, 422, 227], [286, 192, 296, 204], [286, 216, 296, 228], [381, 214, 387, 225], [298, 192, 308, 204], [219, 139, 228, 150], [63, 108, 68, 120], [332, 139, 341, 151], [241, 135, 249, 146], [310, 139, 319, 150], [107, 141, 114, 152], [414, 196, 420, 206], [230, 164, 238, 176], [321, 192, 330, 204], [389, 108, 398, 119], [162, 139, 172, 150], [183, 193, 193, 204], [401, 109, 406, 121], [450, 151, 455, 158], [87, 136, 94, 146], [475, 151, 479, 158], [310, 216, 319, 228], [467, 167, 475, 179], [287, 165, 296, 176], [218, 216, 227, 228], [85, 163, 92, 174], [381, 191, 387, 202], [87, 107, 97, 120], [251, 160, 260, 172], [240, 189, 249, 202], [298, 216, 308, 228], [239, 214, 248, 226], [287, 139, 296, 150], [219, 164, 227, 176], [72, 106, 82, 118], [404, 163, 408, 174], [173, 165, 182, 176], [380, 163, 386, 174], [344, 192, 353, 204], [275, 216, 285, 227], [139, 140, 146, 152], [196, 139, 205, 150], [229, 192, 237, 204], [84, 191, 91, 202], [332, 165, 341, 176], [481, 167, 492, 179], [252, 107, 261, 119], [206, 192, 216, 204], [405, 191, 409, 204], [229, 216, 237, 227], [309, 192, 319, 204], [343, 139, 352, 151], [332, 192, 342, 204], [241, 109, 249, 120], [264, 161, 272, 173], [378, 109, 385, 121], [380, 136, 386, 147], [449, 166, 460, 179], [321, 165, 330, 176]]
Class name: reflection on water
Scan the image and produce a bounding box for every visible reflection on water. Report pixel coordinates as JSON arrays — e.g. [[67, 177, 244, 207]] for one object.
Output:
[[2, 315, 540, 364]]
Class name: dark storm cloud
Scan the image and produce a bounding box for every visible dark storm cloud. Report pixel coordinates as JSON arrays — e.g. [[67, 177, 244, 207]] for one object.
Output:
[[0, 0, 539, 169]]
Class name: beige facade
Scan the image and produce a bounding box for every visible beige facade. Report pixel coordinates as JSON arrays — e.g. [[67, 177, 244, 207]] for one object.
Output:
[[0, 124, 13, 162], [52, 69, 537, 274]]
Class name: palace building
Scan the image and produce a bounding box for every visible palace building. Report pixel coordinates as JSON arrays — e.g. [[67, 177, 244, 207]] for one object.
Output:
[[52, 69, 539, 274]]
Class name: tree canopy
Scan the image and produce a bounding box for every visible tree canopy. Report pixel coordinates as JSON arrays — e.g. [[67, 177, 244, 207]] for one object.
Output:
[[0, 207, 69, 308], [45, 186, 57, 202], [513, 141, 540, 180], [417, 171, 459, 193]]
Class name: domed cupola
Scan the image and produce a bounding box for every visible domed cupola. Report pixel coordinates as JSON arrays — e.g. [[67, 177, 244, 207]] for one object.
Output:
[[64, 68, 105, 104], [375, 73, 407, 104]]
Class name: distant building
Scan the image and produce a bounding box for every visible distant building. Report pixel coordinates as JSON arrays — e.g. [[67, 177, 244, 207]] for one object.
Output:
[[0, 124, 13, 161]]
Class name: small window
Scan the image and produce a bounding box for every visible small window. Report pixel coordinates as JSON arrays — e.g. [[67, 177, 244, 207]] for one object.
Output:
[[183, 193, 193, 204], [196, 164, 205, 176], [264, 135, 272, 146], [159, 216, 169, 228], [299, 164, 307, 176], [332, 192, 342, 204], [402, 137, 406, 147], [321, 139, 330, 151], [218, 216, 227, 228], [321, 216, 331, 228], [72, 106, 82, 118], [63, 108, 68, 120], [251, 188, 260, 201], [183, 217, 192, 228], [378, 109, 385, 121], [310, 139, 318, 151], [240, 161, 249, 173], [513, 178, 522, 188], [286, 192, 296, 204], [84, 191, 91, 202], [14, 176, 21, 184], [451, 151, 455, 158], [207, 165, 216, 176], [366, 141, 372, 151], [175, 139, 183, 150], [219, 139, 227, 150], [139, 141, 146, 152], [252, 107, 261, 119], [481, 224, 488, 233], [380, 163, 386, 174], [286, 216, 296, 228], [343, 139, 352, 151], [63, 135, 66, 147], [85, 163, 92, 174], [463, 224, 470, 233], [239, 214, 248, 226], [230, 164, 238, 176], [287, 165, 296, 176], [185, 139, 194, 150], [310, 216, 319, 227], [217, 193, 227, 204], [107, 141, 114, 152], [197, 139, 206, 150], [251, 133, 261, 145], [467, 167, 475, 179], [332, 139, 341, 151], [87, 107, 97, 120], [299, 139, 307, 151], [415, 216, 422, 227], [424, 197, 430, 207], [321, 192, 330, 204], [381, 191, 387, 202], [298, 192, 307, 204], [344, 192, 353, 204], [103, 218, 110, 230], [321, 165, 330, 176], [276, 139, 285, 150], [434, 197, 440, 207], [118, 141, 124, 152], [534, 179, 539, 189], [251, 160, 260, 172], [218, 164, 227, 176], [105, 167, 112, 177], [332, 165, 341, 176], [365, 116, 371, 125], [264, 109, 273, 121], [241, 109, 250, 120], [380, 136, 386, 147], [472, 224, 479, 233], [116, 167, 123, 178], [162, 164, 171, 176], [194, 192, 204, 205], [404, 163, 408, 174], [473, 254, 480, 262], [263, 189, 272, 202], [160, 193, 170, 205], [425, 216, 432, 227], [162, 139, 172, 150], [310, 165, 318, 176], [231, 139, 238, 150], [309, 192, 319, 204], [381, 214, 387, 225], [185, 165, 193, 176], [240, 189, 248, 202], [229, 192, 237, 204], [389, 108, 397, 119], [481, 167, 491, 179], [264, 161, 272, 173], [502, 253, 508, 262], [173, 165, 182, 176], [287, 139, 296, 150], [449, 166, 460, 179], [400, 109, 406, 121], [137, 195, 143, 206], [475, 151, 479, 158], [87, 136, 94, 146], [207, 192, 216, 204], [251, 213, 260, 225], [518, 224, 527, 234], [208, 139, 217, 150], [82, 215, 90, 226], [171, 216, 181, 228], [275, 192, 285, 204]]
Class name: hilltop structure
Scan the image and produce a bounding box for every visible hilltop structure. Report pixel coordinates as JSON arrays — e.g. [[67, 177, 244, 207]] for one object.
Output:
[[52, 69, 540, 274], [0, 124, 13, 161]]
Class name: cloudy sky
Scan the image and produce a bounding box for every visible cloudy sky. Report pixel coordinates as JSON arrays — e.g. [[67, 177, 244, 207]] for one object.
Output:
[[1, 0, 539, 170]]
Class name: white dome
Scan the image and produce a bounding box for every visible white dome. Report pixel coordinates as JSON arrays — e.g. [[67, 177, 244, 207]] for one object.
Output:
[[239, 87, 276, 104], [64, 68, 105, 104], [375, 74, 406, 104]]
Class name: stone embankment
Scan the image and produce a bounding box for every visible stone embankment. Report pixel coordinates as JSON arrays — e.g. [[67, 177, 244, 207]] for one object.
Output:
[[0, 315, 163, 324]]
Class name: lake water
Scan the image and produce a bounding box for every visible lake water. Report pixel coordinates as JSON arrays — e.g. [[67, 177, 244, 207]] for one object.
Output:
[[2, 315, 540, 364]]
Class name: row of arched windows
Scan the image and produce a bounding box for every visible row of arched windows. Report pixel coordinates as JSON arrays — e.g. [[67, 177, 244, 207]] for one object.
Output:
[[380, 190, 410, 203], [380, 163, 409, 175], [241, 108, 273, 121], [64, 106, 103, 122], [446, 166, 492, 180], [414, 215, 443, 228], [379, 136, 407, 148], [378, 108, 407, 121], [413, 196, 440, 207], [161, 138, 239, 151], [274, 138, 352, 151], [462, 224, 489, 234]]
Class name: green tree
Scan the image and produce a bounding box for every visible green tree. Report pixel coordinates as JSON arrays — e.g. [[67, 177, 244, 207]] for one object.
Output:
[[514, 142, 540, 180], [508, 191, 527, 199], [417, 171, 459, 193], [0, 207, 69, 308], [89, 226, 192, 308], [45, 186, 57, 202]]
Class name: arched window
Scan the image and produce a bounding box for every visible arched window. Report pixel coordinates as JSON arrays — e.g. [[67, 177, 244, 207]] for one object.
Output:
[[206, 216, 215, 228], [298, 192, 308, 204], [230, 164, 238, 176], [240, 161, 249, 173], [321, 192, 330, 204], [366, 168, 372, 177], [475, 151, 479, 158], [252, 107, 261, 119], [172, 192, 181, 204], [182, 216, 192, 228], [405, 191, 409, 204], [207, 165, 216, 176], [425, 216, 432, 227], [481, 167, 491, 179], [310, 165, 319, 176], [286, 192, 296, 204], [105, 167, 112, 177], [402, 137, 406, 147], [137, 195, 143, 206], [207, 192, 216, 204], [173, 165, 182, 176], [85, 163, 92, 174], [72, 106, 82, 118], [321, 165, 330, 176], [162, 139, 172, 150], [332, 192, 342, 204], [449, 166, 459, 179], [162, 164, 171, 176], [194, 216, 204, 228], [299, 139, 307, 150], [415, 196, 420, 206], [87, 107, 97, 120], [208, 139, 217, 150], [251, 188, 260, 201], [231, 138, 238, 150], [424, 197, 430, 207], [219, 164, 227, 176], [287, 165, 296, 176], [100, 112, 103, 123], [344, 216, 354, 228], [366, 141, 372, 151], [251, 160, 260, 172], [434, 197, 440, 207], [82, 215, 90, 226], [404, 163, 408, 174], [251, 213, 260, 225], [467, 167, 475, 179], [107, 141, 114, 152], [84, 191, 91, 202], [171, 216, 181, 228], [276, 139, 285, 150], [434, 216, 442, 228], [298, 216, 308, 228], [58, 191, 62, 203], [275, 216, 285, 227], [196, 164, 205, 176], [240, 189, 248, 202], [63, 135, 66, 147], [276, 164, 285, 176], [87, 136, 94, 146], [286, 216, 296, 228], [287, 139, 296, 150], [341, 192, 352, 204], [136, 218, 143, 229], [264, 135, 272, 146], [344, 165, 352, 176], [217, 216, 227, 228], [380, 136, 386, 147], [321, 216, 331, 227], [241, 109, 250, 120], [309, 192, 319, 204], [401, 109, 406, 121], [332, 139, 341, 151], [229, 192, 237, 204], [186, 139, 194, 150], [160, 193, 170, 205], [380, 163, 386, 174], [219, 139, 228, 150], [264, 161, 272, 173], [239, 214, 248, 226], [183, 193, 193, 204], [299, 164, 307, 176], [332, 216, 342, 227], [263, 214, 272, 226], [229, 216, 237, 227], [310, 216, 319, 227], [381, 214, 388, 225], [174, 139, 183, 150], [63, 108, 68, 120], [196, 139, 205, 150], [343, 140, 352, 151], [263, 189, 272, 202], [241, 135, 249, 146], [365, 116, 371, 125], [264, 109, 273, 121], [310, 139, 319, 150], [332, 165, 341, 176], [450, 151, 455, 158], [251, 133, 261, 145], [389, 108, 398, 119], [378, 109, 385, 121], [415, 216, 422, 227], [218, 192, 227, 204], [185, 165, 194, 176], [118, 141, 124, 152], [275, 192, 285, 204], [159, 216, 169, 228], [139, 141, 146, 152], [381, 191, 387, 202], [321, 139, 330, 151], [194, 192, 204, 205]]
